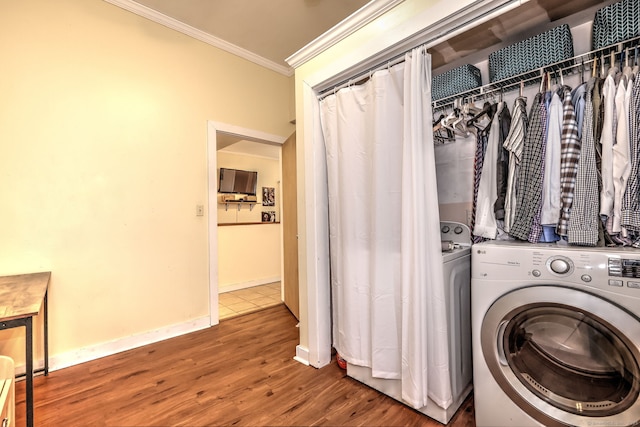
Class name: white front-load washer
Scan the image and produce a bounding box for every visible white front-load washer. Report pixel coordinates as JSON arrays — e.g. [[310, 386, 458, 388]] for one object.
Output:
[[472, 241, 640, 427]]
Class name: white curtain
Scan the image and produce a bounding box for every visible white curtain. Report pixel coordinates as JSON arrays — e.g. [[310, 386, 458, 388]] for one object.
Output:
[[319, 46, 452, 410]]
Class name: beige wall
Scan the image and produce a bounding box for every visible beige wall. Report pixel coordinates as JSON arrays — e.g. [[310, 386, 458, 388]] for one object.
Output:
[[0, 0, 293, 368], [218, 224, 281, 292], [216, 151, 282, 291]]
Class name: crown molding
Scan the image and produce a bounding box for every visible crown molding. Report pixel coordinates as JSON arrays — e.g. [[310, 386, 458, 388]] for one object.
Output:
[[103, 0, 293, 76], [286, 0, 405, 69]]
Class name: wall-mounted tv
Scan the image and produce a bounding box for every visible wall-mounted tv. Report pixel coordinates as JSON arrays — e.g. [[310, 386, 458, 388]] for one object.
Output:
[[218, 167, 258, 195]]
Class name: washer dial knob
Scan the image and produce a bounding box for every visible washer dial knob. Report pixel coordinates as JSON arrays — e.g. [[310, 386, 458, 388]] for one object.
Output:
[[549, 257, 572, 275], [441, 225, 450, 233], [454, 226, 463, 234]]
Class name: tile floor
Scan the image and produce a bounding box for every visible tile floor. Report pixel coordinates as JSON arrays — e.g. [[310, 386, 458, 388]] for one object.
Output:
[[219, 282, 282, 320]]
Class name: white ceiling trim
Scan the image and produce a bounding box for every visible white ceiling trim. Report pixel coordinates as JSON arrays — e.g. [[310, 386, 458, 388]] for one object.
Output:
[[104, 0, 293, 76], [307, 0, 525, 93], [286, 0, 404, 69]]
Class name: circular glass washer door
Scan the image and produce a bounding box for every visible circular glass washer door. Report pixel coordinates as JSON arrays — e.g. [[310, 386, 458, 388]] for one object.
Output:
[[481, 285, 640, 427]]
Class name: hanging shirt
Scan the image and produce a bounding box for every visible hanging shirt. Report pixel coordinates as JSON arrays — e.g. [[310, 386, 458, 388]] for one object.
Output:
[[568, 78, 600, 246], [510, 92, 546, 241], [557, 85, 582, 237], [471, 121, 491, 243], [593, 78, 605, 144], [540, 89, 563, 229], [528, 93, 550, 243], [474, 102, 506, 239], [611, 68, 633, 234], [622, 67, 640, 231], [572, 83, 587, 141], [599, 68, 618, 220], [503, 97, 528, 233], [494, 104, 512, 222]]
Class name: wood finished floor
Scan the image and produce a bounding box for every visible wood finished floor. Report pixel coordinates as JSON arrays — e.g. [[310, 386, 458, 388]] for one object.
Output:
[[15, 304, 475, 426]]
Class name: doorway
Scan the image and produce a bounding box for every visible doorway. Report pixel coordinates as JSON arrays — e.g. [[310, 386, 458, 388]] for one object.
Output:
[[207, 121, 297, 325]]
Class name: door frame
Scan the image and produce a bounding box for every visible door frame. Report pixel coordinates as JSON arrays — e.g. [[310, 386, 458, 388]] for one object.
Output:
[[206, 121, 286, 326]]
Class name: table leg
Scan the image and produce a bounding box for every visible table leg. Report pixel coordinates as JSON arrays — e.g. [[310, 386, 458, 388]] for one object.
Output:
[[25, 316, 33, 427]]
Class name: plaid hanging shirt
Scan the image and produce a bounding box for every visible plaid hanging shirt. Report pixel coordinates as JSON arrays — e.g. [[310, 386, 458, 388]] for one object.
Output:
[[510, 92, 546, 241], [568, 78, 600, 246], [557, 85, 582, 236]]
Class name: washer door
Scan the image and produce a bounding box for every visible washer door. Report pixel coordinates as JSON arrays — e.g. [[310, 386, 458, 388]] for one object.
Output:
[[482, 286, 640, 427]]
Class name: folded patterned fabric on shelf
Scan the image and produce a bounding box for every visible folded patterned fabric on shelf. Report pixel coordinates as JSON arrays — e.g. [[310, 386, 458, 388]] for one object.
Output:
[[432, 64, 482, 101], [592, 0, 640, 50], [489, 24, 574, 83]]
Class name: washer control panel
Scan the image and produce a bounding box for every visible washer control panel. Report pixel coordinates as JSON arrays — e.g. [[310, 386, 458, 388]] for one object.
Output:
[[608, 258, 640, 279], [472, 243, 640, 293], [440, 221, 471, 246]]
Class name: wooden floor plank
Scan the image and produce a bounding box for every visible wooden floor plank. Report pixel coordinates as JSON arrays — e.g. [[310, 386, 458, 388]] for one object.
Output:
[[14, 304, 475, 426]]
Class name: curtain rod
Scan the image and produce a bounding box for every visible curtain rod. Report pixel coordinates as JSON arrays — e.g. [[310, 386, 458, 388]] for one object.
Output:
[[317, 45, 435, 101], [316, 51, 409, 101]]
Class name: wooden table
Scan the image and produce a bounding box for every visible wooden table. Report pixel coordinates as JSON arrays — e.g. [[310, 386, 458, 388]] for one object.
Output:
[[0, 272, 50, 427]]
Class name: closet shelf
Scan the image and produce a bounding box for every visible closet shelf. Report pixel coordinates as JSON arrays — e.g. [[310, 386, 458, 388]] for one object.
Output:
[[432, 35, 640, 111]]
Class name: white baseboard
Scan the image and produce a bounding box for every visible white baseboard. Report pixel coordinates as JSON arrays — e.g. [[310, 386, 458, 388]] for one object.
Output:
[[36, 316, 212, 373], [294, 344, 310, 366], [218, 276, 281, 293]]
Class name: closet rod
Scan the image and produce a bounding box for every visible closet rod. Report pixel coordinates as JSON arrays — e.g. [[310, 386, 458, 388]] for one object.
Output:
[[432, 34, 640, 111]]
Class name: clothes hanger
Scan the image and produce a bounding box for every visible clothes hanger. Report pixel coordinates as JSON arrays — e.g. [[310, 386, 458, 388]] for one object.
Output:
[[432, 113, 445, 132], [462, 97, 482, 116], [449, 104, 471, 137], [433, 114, 455, 143], [466, 101, 494, 127], [550, 68, 560, 92], [609, 50, 618, 74], [442, 106, 469, 137], [441, 108, 459, 130], [559, 66, 564, 87], [519, 81, 524, 98], [622, 48, 634, 83], [433, 112, 455, 143]]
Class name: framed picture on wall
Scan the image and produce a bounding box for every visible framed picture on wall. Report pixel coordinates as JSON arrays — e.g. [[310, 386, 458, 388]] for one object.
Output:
[[262, 187, 275, 206], [262, 211, 276, 222]]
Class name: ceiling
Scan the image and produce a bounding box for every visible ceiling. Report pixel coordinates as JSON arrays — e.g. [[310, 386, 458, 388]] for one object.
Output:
[[129, 0, 371, 72], [217, 132, 282, 160]]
